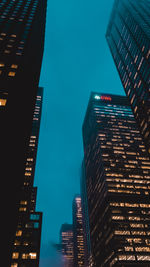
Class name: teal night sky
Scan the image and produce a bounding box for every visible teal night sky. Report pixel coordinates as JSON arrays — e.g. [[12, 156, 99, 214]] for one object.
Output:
[[34, 0, 125, 266]]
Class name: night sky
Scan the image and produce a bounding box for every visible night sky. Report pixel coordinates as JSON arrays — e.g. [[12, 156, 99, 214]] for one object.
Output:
[[34, 0, 125, 266]]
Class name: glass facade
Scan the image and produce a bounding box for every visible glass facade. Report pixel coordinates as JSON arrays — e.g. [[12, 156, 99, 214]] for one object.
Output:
[[60, 224, 74, 267], [106, 0, 150, 155], [73, 196, 86, 267], [82, 93, 150, 266], [81, 163, 93, 267]]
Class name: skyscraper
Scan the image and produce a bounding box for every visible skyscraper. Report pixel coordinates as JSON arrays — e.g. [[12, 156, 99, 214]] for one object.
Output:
[[82, 92, 150, 266], [60, 223, 74, 267], [81, 163, 93, 267], [0, 0, 47, 261], [72, 195, 87, 267], [11, 87, 43, 266], [106, 0, 150, 155]]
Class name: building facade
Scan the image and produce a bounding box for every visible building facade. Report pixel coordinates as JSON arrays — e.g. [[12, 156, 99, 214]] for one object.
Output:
[[60, 224, 74, 267], [73, 195, 87, 267], [0, 0, 47, 261], [11, 87, 43, 267], [82, 92, 150, 266], [11, 206, 42, 267], [106, 0, 150, 155], [81, 163, 94, 267]]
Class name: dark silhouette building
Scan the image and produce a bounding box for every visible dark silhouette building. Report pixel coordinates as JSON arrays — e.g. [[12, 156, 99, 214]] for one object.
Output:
[[11, 87, 43, 266], [106, 0, 150, 155], [82, 92, 150, 266], [72, 195, 87, 267], [11, 207, 42, 267], [60, 223, 74, 267], [0, 0, 47, 262]]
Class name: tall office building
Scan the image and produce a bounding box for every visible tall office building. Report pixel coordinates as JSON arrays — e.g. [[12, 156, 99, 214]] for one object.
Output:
[[82, 92, 150, 266], [81, 163, 93, 267], [106, 0, 150, 155], [60, 224, 74, 267], [72, 195, 87, 267], [0, 0, 47, 262], [11, 87, 43, 267]]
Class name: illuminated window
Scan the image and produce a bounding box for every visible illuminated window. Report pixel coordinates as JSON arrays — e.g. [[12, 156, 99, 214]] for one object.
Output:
[[8, 71, 16, 77], [20, 200, 27, 205], [133, 238, 142, 244], [27, 158, 33, 162], [131, 231, 146, 235], [25, 167, 32, 171], [14, 240, 20, 246], [137, 255, 150, 261], [128, 216, 141, 221], [135, 247, 150, 252], [1, 33, 6, 36], [23, 241, 29, 246], [25, 172, 31, 176], [112, 216, 125, 220], [16, 52, 22, 56], [0, 99, 7, 106], [118, 255, 135, 261], [140, 204, 150, 208], [4, 50, 10, 54], [11, 64, 18, 69], [115, 230, 130, 235], [22, 252, 37, 259], [11, 264, 18, 267], [16, 230, 22, 236], [125, 246, 134, 251], [19, 207, 27, 211], [130, 224, 144, 228], [12, 252, 19, 259], [7, 44, 13, 48]]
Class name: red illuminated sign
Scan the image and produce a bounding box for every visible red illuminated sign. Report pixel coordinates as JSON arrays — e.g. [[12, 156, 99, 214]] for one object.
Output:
[[100, 95, 112, 101]]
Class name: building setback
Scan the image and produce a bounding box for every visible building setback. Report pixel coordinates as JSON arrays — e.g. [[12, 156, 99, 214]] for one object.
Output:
[[73, 195, 87, 267], [106, 0, 150, 155], [60, 224, 74, 267], [82, 92, 150, 266], [11, 87, 43, 267], [0, 0, 47, 262]]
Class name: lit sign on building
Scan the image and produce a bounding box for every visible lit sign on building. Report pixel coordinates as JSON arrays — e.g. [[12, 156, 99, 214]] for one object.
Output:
[[94, 95, 112, 101], [100, 95, 112, 101], [94, 95, 101, 100]]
